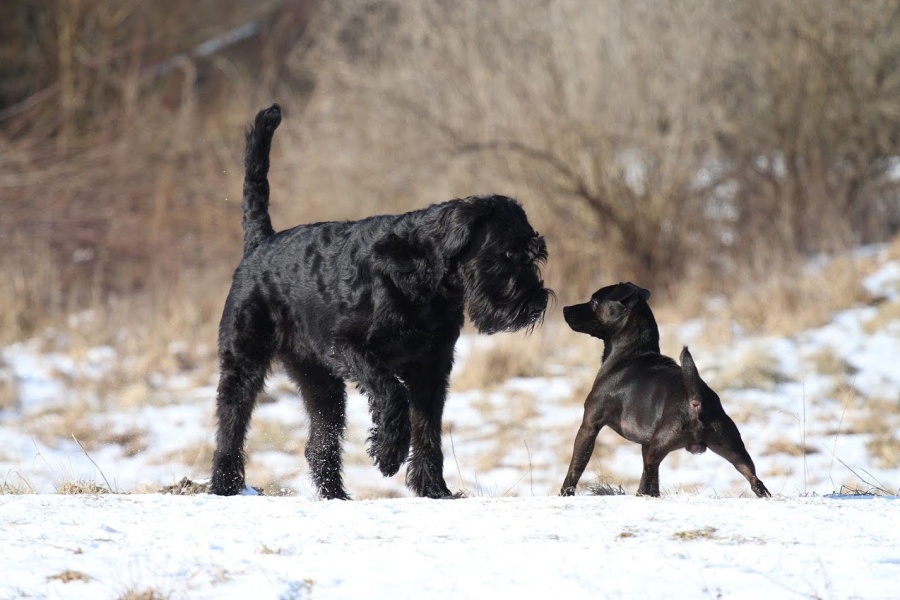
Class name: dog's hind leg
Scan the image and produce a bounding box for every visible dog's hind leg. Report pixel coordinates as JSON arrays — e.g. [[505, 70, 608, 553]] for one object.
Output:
[[210, 297, 275, 496], [283, 356, 350, 500], [637, 444, 667, 497], [404, 344, 455, 498], [708, 416, 771, 498], [210, 356, 273, 496]]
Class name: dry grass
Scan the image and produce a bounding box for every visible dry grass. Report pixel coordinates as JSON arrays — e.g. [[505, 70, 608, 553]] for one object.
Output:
[[158, 477, 210, 495], [805, 348, 857, 378], [47, 570, 91, 584], [863, 299, 900, 335], [587, 479, 627, 496], [1, 476, 35, 495], [157, 441, 216, 472], [711, 345, 790, 391], [866, 435, 900, 469], [671, 250, 879, 346], [672, 526, 718, 541], [56, 480, 112, 495], [725, 257, 873, 336], [763, 439, 820, 457], [0, 357, 18, 411], [117, 589, 170, 600], [452, 331, 552, 392], [835, 397, 900, 436], [20, 406, 149, 458]]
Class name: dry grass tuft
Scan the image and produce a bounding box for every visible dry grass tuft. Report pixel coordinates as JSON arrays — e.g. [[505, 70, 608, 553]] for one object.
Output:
[[56, 480, 112, 495], [158, 477, 209, 495], [672, 526, 718, 541], [836, 397, 900, 436], [763, 440, 820, 457], [117, 589, 170, 600], [47, 570, 91, 584], [587, 480, 626, 496], [805, 348, 857, 378]]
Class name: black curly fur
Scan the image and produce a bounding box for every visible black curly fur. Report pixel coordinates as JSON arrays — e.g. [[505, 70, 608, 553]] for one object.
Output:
[[210, 104, 551, 499]]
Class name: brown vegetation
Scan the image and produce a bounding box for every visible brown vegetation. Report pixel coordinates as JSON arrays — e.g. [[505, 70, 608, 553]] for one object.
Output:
[[1, 0, 898, 384]]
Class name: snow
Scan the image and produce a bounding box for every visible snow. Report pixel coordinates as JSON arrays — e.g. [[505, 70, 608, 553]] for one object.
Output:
[[1, 494, 898, 598], [1, 244, 899, 597]]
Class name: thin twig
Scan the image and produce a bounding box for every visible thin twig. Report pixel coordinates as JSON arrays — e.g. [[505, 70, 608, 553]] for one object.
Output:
[[524, 439, 534, 496], [821, 444, 893, 496], [72, 435, 114, 493], [448, 425, 465, 493]]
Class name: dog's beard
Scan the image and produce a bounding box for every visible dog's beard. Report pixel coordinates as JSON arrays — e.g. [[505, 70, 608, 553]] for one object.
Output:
[[466, 269, 551, 334]]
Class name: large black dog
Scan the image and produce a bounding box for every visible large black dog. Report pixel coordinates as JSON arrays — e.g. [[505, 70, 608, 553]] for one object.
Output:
[[210, 104, 551, 499], [560, 282, 770, 498]]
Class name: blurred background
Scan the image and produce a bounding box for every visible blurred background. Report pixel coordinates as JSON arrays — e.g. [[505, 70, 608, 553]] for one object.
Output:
[[1, 0, 899, 495], [3, 0, 899, 341]]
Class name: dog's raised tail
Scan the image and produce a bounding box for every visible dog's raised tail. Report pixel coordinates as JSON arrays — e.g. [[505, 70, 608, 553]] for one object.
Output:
[[680, 346, 703, 418], [241, 103, 282, 255]]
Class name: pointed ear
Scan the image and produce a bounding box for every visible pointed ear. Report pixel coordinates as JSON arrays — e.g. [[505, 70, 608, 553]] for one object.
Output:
[[372, 234, 445, 302]]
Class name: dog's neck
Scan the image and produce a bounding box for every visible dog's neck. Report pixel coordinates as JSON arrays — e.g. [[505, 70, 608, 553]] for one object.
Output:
[[601, 304, 661, 362]]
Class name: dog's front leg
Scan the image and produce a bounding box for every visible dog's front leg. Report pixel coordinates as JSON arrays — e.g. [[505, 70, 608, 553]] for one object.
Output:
[[560, 418, 603, 496], [341, 348, 412, 477], [404, 343, 456, 498]]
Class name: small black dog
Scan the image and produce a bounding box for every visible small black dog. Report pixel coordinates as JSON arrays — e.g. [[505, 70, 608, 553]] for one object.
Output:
[[210, 104, 551, 499], [560, 282, 770, 498]]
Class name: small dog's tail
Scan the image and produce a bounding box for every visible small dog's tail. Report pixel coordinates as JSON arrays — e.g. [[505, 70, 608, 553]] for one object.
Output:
[[241, 104, 282, 255], [680, 346, 703, 418]]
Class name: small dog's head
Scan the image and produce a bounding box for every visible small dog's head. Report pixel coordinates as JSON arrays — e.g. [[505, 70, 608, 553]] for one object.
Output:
[[563, 282, 652, 340], [457, 196, 552, 334]]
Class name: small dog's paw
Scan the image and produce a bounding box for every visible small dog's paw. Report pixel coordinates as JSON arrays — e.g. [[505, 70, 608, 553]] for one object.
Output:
[[754, 481, 772, 498], [255, 103, 282, 132]]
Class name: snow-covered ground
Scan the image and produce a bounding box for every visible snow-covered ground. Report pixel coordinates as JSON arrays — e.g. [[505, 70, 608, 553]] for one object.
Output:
[[1, 244, 898, 598], [1, 494, 898, 599]]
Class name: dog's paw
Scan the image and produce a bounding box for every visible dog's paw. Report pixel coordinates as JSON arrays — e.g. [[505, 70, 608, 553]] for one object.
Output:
[[754, 480, 772, 498], [367, 428, 409, 477], [255, 103, 282, 132], [415, 481, 454, 499], [209, 473, 245, 496]]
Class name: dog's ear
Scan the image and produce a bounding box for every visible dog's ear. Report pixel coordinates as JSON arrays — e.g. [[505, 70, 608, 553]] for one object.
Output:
[[610, 282, 651, 307], [628, 283, 651, 302], [372, 233, 444, 302]]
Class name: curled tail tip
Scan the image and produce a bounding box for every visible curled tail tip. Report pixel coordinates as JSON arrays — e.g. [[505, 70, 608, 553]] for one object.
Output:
[[245, 103, 283, 154], [255, 103, 282, 130]]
